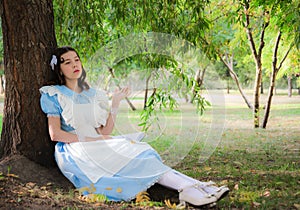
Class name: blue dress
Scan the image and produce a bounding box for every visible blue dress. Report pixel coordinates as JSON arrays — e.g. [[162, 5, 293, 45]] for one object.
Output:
[[40, 85, 171, 201]]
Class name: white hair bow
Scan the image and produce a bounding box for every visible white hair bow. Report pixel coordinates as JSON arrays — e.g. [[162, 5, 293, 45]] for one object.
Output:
[[50, 55, 57, 71]]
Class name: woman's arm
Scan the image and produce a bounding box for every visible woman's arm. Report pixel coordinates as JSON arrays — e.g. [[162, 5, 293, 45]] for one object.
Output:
[[48, 117, 109, 143], [96, 87, 130, 135]]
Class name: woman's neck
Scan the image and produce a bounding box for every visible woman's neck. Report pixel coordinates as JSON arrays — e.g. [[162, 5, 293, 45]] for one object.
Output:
[[65, 81, 82, 93]]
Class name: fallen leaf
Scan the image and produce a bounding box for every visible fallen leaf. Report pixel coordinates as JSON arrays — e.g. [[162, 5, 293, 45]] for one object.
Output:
[[135, 191, 150, 203], [234, 183, 239, 190], [294, 204, 300, 210], [220, 179, 229, 185], [7, 173, 19, 178], [233, 161, 243, 167], [164, 199, 177, 209], [77, 186, 91, 195], [263, 190, 270, 197], [25, 182, 36, 189], [252, 201, 261, 208]]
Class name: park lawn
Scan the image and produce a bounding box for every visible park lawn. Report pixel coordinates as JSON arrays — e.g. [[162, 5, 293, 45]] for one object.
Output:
[[0, 93, 299, 209], [115, 95, 300, 209]]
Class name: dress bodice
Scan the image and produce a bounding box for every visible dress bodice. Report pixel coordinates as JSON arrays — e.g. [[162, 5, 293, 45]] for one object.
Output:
[[40, 85, 109, 138]]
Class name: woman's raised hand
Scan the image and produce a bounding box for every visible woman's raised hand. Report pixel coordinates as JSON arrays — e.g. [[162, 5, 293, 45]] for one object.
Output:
[[111, 87, 130, 108]]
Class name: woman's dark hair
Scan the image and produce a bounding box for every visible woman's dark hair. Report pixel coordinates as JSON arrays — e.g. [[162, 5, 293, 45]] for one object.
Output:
[[48, 46, 89, 90]]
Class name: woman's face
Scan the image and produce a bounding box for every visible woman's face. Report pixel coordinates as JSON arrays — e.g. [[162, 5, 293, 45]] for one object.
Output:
[[60, 51, 82, 81]]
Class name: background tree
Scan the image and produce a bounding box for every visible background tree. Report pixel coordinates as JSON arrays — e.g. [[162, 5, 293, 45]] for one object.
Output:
[[203, 1, 253, 108], [239, 0, 299, 128], [205, 0, 299, 128]]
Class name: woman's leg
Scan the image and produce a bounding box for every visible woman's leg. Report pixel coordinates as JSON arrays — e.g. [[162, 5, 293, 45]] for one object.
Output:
[[158, 170, 229, 206], [157, 170, 217, 206], [157, 170, 194, 190]]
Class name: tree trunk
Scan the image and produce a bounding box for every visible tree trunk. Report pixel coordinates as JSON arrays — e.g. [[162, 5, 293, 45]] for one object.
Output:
[[243, 2, 269, 128], [190, 67, 206, 103], [287, 76, 292, 97], [228, 67, 252, 109], [262, 69, 276, 129], [219, 53, 252, 109], [144, 74, 151, 110], [227, 80, 230, 94], [0, 75, 4, 94], [253, 62, 263, 128], [261, 31, 290, 128], [0, 0, 57, 167]]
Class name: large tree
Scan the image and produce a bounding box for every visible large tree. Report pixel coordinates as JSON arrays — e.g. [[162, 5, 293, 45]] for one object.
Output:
[[0, 0, 57, 166]]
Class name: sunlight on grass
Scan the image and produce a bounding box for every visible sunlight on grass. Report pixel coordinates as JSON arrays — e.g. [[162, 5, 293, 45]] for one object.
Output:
[[117, 95, 300, 209]]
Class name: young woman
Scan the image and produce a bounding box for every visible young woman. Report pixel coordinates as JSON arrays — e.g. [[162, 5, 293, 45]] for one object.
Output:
[[40, 46, 229, 207]]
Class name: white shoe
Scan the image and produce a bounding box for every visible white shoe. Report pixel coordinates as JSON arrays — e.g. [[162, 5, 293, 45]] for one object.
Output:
[[178, 184, 217, 207], [197, 181, 229, 201]]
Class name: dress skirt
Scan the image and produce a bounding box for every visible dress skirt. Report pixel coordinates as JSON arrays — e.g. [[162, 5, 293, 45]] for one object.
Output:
[[55, 142, 171, 201]]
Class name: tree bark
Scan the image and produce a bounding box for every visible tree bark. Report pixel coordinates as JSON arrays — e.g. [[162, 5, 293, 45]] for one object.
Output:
[[0, 75, 4, 94], [262, 32, 291, 128], [0, 0, 57, 166], [227, 80, 230, 94], [190, 67, 206, 103], [220, 53, 252, 109], [287, 76, 292, 97], [144, 74, 151, 110], [243, 2, 269, 128]]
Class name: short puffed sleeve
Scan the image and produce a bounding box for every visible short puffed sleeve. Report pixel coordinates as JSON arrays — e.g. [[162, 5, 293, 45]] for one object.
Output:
[[95, 89, 109, 111], [40, 93, 61, 117]]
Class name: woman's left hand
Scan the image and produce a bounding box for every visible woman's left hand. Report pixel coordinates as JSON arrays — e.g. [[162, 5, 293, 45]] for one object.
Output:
[[111, 87, 130, 107]]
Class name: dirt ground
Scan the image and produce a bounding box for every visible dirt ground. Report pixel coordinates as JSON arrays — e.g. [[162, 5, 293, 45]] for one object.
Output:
[[0, 155, 182, 210], [0, 154, 89, 210]]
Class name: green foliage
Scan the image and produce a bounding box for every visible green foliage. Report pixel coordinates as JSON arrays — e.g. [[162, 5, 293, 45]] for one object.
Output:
[[51, 0, 300, 131], [53, 0, 107, 59], [139, 88, 178, 131]]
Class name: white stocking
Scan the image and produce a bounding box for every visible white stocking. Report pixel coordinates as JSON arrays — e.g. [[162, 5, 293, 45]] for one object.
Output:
[[158, 170, 217, 206], [157, 170, 196, 190]]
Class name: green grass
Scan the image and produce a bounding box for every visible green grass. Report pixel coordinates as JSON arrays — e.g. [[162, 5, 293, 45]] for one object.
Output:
[[116, 94, 300, 209], [178, 129, 299, 209]]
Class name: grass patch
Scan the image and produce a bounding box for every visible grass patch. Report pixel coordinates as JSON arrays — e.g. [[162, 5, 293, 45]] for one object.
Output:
[[116, 94, 300, 209]]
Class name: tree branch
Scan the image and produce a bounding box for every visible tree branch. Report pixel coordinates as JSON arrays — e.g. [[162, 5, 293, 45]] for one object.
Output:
[[277, 44, 292, 72], [257, 18, 269, 58], [243, 3, 258, 60]]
